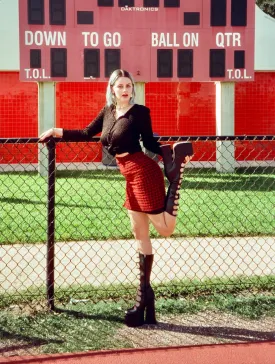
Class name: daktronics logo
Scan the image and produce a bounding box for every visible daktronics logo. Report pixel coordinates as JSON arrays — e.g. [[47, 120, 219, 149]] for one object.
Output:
[[121, 6, 159, 12]]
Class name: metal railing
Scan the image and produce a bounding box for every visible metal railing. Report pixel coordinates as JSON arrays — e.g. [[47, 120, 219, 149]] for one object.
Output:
[[0, 135, 274, 310]]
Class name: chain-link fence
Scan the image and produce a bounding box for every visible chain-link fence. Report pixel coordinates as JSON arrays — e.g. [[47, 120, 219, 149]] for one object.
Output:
[[0, 135, 275, 354]]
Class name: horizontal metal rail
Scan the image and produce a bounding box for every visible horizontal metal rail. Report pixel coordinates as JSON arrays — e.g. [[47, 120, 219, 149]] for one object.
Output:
[[0, 135, 274, 144]]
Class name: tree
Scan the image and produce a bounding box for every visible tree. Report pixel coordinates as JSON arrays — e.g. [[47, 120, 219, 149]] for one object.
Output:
[[256, 0, 275, 18]]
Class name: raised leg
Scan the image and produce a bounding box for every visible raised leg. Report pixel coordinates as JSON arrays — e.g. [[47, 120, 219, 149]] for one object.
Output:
[[161, 142, 193, 216], [148, 211, 176, 237]]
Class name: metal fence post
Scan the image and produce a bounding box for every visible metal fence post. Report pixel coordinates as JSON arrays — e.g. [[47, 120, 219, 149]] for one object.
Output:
[[46, 137, 56, 310]]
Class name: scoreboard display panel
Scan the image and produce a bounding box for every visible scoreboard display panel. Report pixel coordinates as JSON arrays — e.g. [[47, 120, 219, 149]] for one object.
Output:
[[19, 0, 255, 82]]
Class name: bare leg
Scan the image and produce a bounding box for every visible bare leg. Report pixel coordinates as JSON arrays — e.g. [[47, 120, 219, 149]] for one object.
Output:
[[148, 211, 176, 237], [128, 210, 152, 255]]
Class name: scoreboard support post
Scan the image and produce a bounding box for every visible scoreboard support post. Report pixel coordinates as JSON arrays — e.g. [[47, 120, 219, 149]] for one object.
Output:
[[38, 82, 56, 176], [135, 82, 147, 155], [135, 82, 146, 106], [215, 82, 235, 173]]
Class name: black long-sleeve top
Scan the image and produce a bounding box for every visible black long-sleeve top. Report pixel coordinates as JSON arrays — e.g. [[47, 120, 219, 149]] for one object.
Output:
[[62, 104, 162, 157]]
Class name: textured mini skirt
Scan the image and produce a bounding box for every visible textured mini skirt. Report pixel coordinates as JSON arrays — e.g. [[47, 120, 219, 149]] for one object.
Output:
[[116, 152, 165, 214]]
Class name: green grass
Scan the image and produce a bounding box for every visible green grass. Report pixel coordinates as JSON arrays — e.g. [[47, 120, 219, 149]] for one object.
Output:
[[0, 168, 274, 244], [2, 296, 275, 355], [1, 289, 275, 354], [0, 302, 128, 354]]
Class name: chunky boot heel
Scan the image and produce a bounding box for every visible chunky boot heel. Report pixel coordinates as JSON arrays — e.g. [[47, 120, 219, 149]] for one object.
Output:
[[125, 307, 145, 327], [173, 142, 193, 160], [125, 254, 157, 327], [145, 300, 157, 325]]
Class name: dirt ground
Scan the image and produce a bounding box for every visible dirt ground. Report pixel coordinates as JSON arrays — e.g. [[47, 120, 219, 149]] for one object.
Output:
[[115, 311, 275, 348]]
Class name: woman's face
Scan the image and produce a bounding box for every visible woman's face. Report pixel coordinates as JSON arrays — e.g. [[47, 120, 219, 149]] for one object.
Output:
[[112, 77, 133, 105]]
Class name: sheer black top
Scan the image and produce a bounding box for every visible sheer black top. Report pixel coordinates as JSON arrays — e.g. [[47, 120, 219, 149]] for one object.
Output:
[[62, 104, 162, 157]]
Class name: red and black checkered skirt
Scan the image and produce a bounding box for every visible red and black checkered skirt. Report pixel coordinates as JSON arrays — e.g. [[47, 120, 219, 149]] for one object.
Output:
[[116, 152, 165, 214]]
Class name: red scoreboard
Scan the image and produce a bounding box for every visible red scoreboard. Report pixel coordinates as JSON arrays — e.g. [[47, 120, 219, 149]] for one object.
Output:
[[19, 0, 255, 82]]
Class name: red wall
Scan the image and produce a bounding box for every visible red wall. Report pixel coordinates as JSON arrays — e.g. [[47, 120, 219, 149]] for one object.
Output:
[[0, 72, 274, 164], [0, 72, 38, 137], [0, 72, 38, 164], [235, 73, 275, 135]]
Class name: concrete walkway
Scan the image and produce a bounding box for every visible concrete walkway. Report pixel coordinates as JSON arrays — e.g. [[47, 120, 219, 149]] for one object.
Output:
[[1, 237, 274, 292]]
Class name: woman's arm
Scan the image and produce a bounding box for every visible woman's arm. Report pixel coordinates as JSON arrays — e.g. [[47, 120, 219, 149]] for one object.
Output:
[[139, 107, 162, 156], [39, 107, 105, 142]]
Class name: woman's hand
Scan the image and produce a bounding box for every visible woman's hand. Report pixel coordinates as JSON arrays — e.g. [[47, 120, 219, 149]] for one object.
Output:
[[39, 128, 54, 143], [39, 128, 63, 144]]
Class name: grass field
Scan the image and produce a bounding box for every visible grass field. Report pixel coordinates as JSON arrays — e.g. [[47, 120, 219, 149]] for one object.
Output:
[[0, 168, 274, 244], [1, 276, 275, 354], [1, 297, 275, 354]]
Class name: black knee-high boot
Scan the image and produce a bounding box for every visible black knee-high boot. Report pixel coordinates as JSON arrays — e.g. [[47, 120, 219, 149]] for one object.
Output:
[[125, 254, 156, 327], [161, 142, 193, 216]]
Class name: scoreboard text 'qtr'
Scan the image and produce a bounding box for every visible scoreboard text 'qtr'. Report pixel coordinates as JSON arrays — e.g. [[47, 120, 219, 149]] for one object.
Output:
[[19, 0, 255, 82]]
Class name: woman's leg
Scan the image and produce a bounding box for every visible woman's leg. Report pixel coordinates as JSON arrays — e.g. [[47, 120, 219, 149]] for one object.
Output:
[[125, 210, 156, 327], [147, 162, 185, 237], [128, 210, 152, 255], [148, 142, 193, 238], [148, 211, 177, 237]]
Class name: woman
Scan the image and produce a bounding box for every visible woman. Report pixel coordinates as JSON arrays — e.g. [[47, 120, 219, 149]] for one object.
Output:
[[39, 69, 193, 328]]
